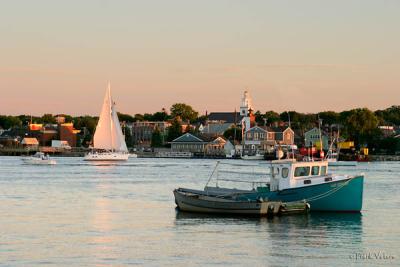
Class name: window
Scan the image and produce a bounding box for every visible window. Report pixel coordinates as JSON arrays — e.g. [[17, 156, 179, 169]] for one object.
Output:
[[311, 166, 319, 176], [272, 167, 280, 177], [282, 168, 289, 178], [268, 133, 273, 139], [294, 167, 310, 177], [321, 166, 327, 175]]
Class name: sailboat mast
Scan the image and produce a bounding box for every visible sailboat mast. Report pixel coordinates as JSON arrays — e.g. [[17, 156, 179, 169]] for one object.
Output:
[[108, 83, 114, 152]]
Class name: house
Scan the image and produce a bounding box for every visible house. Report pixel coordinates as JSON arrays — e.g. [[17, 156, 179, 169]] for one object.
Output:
[[243, 126, 295, 155], [129, 121, 171, 148], [243, 126, 271, 154], [170, 133, 206, 153], [270, 126, 295, 145], [204, 136, 228, 156], [379, 126, 396, 137], [171, 133, 234, 157], [21, 137, 39, 149], [304, 127, 329, 150]]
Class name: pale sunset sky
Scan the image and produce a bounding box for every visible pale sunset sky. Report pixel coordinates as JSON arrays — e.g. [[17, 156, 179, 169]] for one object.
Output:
[[0, 0, 399, 116]]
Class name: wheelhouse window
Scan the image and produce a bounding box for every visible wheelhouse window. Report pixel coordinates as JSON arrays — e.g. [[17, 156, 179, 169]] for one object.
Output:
[[282, 168, 289, 178], [294, 166, 310, 177], [321, 166, 327, 175], [311, 166, 319, 176]]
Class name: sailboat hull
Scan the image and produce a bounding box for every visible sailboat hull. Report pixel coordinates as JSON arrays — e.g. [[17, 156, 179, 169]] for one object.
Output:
[[84, 152, 129, 161]]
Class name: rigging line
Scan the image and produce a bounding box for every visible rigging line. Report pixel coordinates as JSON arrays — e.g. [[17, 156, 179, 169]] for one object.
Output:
[[204, 161, 220, 194], [284, 176, 355, 204]]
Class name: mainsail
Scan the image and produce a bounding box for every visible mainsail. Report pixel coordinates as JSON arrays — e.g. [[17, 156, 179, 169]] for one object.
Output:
[[93, 84, 128, 152]]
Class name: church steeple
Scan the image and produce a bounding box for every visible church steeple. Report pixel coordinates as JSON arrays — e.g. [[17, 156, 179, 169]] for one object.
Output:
[[240, 90, 253, 116]]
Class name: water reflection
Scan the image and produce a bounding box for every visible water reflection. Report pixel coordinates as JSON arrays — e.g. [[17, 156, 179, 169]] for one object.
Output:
[[90, 170, 118, 264], [175, 210, 363, 246]]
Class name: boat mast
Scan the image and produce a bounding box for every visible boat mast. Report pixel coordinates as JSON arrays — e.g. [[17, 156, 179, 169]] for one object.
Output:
[[108, 82, 114, 152]]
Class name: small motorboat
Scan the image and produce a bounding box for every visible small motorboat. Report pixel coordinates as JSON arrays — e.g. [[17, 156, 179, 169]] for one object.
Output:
[[241, 153, 264, 160], [129, 153, 138, 158], [174, 188, 310, 217], [21, 152, 57, 165]]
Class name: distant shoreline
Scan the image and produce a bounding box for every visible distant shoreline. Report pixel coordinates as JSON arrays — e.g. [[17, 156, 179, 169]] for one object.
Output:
[[1, 153, 400, 161]]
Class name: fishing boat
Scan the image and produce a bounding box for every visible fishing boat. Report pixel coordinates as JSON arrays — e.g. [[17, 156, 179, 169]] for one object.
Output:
[[178, 159, 364, 212], [84, 83, 130, 161], [174, 188, 309, 217], [21, 152, 57, 165]]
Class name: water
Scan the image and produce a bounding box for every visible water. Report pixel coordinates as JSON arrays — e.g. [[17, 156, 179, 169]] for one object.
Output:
[[0, 157, 399, 266]]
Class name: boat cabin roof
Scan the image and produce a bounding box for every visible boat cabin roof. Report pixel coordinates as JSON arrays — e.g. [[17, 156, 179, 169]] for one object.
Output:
[[269, 159, 329, 179]]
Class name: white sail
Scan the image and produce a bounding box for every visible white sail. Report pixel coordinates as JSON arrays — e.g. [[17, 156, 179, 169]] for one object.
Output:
[[93, 84, 128, 152]]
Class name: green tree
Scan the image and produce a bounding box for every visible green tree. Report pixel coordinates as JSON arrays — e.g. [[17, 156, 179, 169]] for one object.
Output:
[[0, 116, 22, 129], [264, 111, 281, 124], [151, 127, 163, 147], [170, 103, 199, 122], [134, 114, 144, 121], [193, 115, 208, 124], [184, 124, 196, 134], [143, 113, 154, 121], [118, 112, 135, 123], [318, 111, 340, 126], [64, 115, 73, 123], [123, 125, 133, 147], [346, 108, 379, 147], [41, 114, 56, 124], [223, 126, 242, 142], [167, 118, 183, 142], [152, 109, 170, 121], [254, 110, 265, 125], [280, 111, 316, 133], [375, 105, 400, 125], [73, 116, 98, 135]]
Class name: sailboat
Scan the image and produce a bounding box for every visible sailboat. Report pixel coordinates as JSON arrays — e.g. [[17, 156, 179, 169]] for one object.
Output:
[[84, 83, 129, 161]]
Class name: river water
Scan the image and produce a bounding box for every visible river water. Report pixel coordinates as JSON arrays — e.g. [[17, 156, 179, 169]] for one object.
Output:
[[0, 157, 399, 266]]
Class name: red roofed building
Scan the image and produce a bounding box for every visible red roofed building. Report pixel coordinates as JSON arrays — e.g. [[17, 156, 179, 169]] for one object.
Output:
[[59, 123, 80, 147]]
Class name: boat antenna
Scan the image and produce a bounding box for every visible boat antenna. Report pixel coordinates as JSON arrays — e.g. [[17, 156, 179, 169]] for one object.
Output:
[[318, 115, 324, 160], [233, 108, 237, 149], [204, 161, 220, 195]]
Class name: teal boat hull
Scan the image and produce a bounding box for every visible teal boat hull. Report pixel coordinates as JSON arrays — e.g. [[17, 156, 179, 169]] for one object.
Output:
[[241, 176, 364, 212]]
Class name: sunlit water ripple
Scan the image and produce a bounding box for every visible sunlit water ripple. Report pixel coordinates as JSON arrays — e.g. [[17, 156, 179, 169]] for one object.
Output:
[[0, 157, 399, 266]]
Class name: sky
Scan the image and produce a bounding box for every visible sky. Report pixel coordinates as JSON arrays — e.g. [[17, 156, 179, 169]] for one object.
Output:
[[0, 0, 399, 116]]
